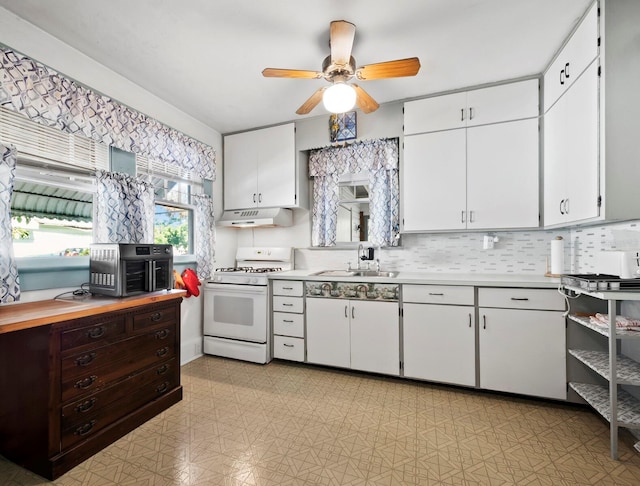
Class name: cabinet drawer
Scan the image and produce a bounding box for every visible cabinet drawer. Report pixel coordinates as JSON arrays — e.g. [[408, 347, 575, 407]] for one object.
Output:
[[132, 304, 177, 331], [273, 312, 304, 338], [60, 317, 126, 351], [273, 336, 305, 362], [403, 285, 474, 305], [273, 296, 303, 313], [61, 337, 176, 402], [478, 288, 565, 311], [273, 280, 303, 297], [61, 358, 179, 450], [61, 325, 176, 380]]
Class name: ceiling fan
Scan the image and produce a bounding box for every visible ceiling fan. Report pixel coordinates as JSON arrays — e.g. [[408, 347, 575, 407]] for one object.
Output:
[[262, 20, 421, 115]]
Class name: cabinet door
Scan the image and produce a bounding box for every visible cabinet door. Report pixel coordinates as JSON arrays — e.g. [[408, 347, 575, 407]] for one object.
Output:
[[543, 91, 568, 226], [402, 130, 467, 231], [466, 118, 539, 229], [306, 298, 350, 368], [224, 131, 258, 210], [403, 303, 475, 386], [564, 62, 599, 224], [466, 79, 539, 127], [350, 300, 399, 375], [479, 308, 566, 400], [256, 123, 296, 208], [404, 92, 467, 134]]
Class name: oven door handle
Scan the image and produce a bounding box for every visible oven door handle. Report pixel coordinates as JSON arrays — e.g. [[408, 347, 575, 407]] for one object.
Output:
[[204, 283, 267, 295]]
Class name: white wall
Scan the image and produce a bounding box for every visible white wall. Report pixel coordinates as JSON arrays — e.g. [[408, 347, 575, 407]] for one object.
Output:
[[0, 9, 229, 364]]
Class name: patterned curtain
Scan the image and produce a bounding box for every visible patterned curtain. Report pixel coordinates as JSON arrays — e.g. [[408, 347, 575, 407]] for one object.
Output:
[[308, 138, 399, 246], [192, 193, 215, 279], [0, 47, 215, 181], [0, 143, 20, 302], [93, 170, 155, 243]]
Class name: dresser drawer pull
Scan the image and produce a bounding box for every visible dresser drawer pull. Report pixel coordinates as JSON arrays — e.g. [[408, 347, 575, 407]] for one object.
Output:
[[156, 382, 170, 394], [157, 364, 169, 375], [510, 297, 529, 301], [283, 343, 295, 348], [156, 346, 170, 358], [75, 352, 97, 367], [86, 326, 105, 339], [282, 319, 294, 323], [151, 312, 163, 322], [282, 287, 294, 290], [282, 303, 293, 307], [75, 375, 97, 390], [74, 420, 97, 436], [155, 328, 170, 340], [75, 398, 97, 413]]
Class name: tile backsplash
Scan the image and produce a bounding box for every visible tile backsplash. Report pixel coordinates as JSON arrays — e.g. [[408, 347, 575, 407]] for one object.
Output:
[[295, 220, 640, 275]]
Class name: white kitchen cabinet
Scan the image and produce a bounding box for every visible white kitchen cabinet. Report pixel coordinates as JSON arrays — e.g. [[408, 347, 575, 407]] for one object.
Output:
[[306, 296, 399, 375], [224, 123, 299, 210], [478, 288, 566, 400], [306, 298, 350, 368], [350, 300, 399, 375], [272, 280, 305, 362], [403, 107, 539, 231], [543, 0, 640, 227], [404, 79, 538, 135], [404, 304, 475, 386]]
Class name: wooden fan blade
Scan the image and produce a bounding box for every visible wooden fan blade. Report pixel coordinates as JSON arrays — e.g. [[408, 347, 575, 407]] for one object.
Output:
[[262, 68, 323, 79], [355, 57, 421, 80], [353, 84, 379, 114], [330, 20, 356, 66], [296, 87, 326, 115]]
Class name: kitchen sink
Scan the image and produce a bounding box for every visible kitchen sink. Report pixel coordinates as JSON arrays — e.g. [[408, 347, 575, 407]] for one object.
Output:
[[312, 270, 397, 278]]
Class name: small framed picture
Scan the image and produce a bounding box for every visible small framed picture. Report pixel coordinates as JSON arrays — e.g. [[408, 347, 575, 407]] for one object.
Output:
[[329, 111, 357, 143]]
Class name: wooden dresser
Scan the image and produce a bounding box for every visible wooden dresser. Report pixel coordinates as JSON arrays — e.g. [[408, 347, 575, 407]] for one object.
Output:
[[0, 291, 184, 480]]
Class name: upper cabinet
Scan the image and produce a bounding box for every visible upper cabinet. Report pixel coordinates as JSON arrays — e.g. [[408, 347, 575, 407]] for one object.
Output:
[[224, 123, 305, 211], [543, 0, 640, 227], [402, 79, 539, 232]]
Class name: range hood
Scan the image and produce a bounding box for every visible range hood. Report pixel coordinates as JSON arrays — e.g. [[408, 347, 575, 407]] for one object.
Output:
[[219, 208, 293, 228]]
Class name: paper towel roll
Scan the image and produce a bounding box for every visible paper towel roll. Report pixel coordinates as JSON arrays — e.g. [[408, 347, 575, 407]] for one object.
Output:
[[550, 236, 564, 275]]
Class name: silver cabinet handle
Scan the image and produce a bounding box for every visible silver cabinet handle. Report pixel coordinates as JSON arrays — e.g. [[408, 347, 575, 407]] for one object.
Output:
[[283, 319, 294, 323], [469, 313, 472, 328], [352, 306, 355, 319], [560, 68, 565, 85], [461, 210, 466, 223], [345, 305, 348, 318], [282, 303, 293, 307], [510, 297, 529, 301], [469, 210, 475, 223], [469, 107, 474, 120], [282, 287, 293, 290], [483, 315, 487, 330], [565, 62, 570, 79], [461, 108, 465, 122], [565, 198, 570, 214], [429, 293, 444, 296], [258, 193, 262, 203], [253, 193, 257, 203], [283, 343, 294, 348]]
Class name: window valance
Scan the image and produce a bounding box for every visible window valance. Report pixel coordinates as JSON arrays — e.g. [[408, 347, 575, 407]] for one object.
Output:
[[0, 48, 215, 181], [308, 138, 398, 177]]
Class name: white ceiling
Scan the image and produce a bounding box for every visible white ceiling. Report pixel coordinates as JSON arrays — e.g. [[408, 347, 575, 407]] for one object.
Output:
[[0, 0, 592, 135]]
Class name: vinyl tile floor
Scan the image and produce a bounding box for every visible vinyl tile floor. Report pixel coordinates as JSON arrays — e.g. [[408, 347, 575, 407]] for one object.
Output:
[[3, 356, 640, 485]]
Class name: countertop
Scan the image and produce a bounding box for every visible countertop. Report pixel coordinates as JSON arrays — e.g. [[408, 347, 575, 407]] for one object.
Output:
[[0, 289, 186, 335], [269, 270, 562, 288]]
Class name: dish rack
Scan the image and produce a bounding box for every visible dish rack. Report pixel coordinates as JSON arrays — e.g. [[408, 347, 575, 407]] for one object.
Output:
[[561, 274, 640, 292]]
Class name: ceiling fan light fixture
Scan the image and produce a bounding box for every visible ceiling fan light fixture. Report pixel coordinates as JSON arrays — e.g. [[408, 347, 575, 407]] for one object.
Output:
[[322, 82, 356, 113]]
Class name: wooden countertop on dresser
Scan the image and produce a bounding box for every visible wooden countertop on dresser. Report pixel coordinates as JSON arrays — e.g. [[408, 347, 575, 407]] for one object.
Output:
[[0, 289, 187, 335]]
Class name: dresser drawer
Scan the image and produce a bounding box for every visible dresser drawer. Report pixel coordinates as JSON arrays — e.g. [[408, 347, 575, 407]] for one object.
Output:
[[61, 336, 176, 402], [273, 312, 304, 338], [273, 280, 303, 297], [60, 358, 179, 450], [478, 288, 565, 311], [61, 324, 176, 380], [132, 304, 177, 331], [60, 317, 126, 351], [273, 336, 305, 362], [273, 296, 304, 313], [403, 285, 474, 305]]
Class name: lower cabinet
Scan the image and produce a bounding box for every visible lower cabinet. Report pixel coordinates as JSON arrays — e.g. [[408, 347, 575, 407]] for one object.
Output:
[[478, 288, 567, 400], [306, 297, 399, 375], [403, 303, 475, 386]]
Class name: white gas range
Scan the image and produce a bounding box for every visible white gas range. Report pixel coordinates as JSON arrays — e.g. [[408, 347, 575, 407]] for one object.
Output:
[[203, 247, 293, 364]]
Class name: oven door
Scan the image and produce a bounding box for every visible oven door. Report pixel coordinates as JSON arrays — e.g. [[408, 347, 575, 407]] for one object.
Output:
[[203, 283, 267, 343]]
